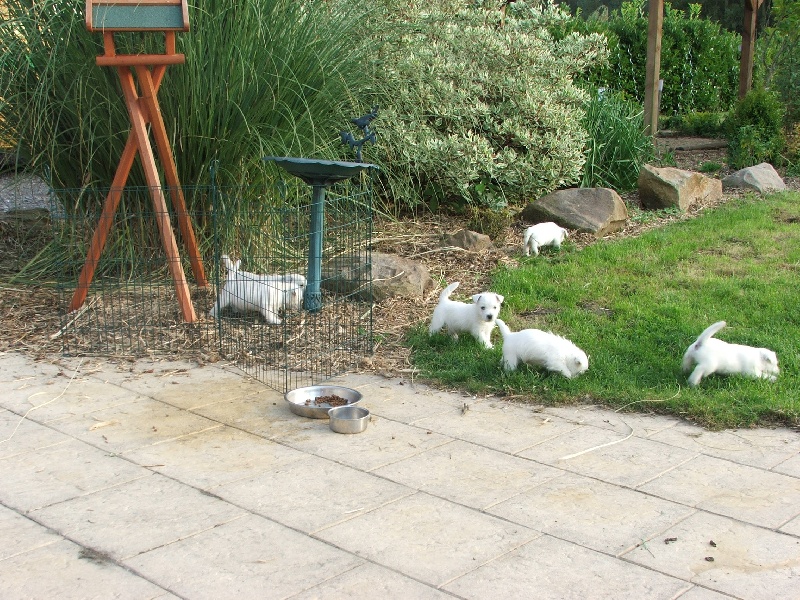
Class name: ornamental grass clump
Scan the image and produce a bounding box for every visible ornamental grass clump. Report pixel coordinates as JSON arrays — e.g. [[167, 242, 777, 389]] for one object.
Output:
[[0, 0, 376, 198], [581, 90, 654, 191]]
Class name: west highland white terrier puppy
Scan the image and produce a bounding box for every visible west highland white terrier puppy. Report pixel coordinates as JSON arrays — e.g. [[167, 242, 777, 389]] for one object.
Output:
[[496, 319, 589, 378], [209, 255, 305, 324], [522, 222, 569, 257], [682, 321, 779, 386], [428, 281, 504, 348]]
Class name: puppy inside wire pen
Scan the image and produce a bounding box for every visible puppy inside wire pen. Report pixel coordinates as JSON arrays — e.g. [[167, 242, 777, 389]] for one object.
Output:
[[209, 169, 374, 392]]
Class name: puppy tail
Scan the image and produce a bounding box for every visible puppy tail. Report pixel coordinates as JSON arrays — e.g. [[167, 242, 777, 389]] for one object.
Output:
[[439, 281, 460, 301], [694, 320, 726, 349], [495, 318, 511, 338]]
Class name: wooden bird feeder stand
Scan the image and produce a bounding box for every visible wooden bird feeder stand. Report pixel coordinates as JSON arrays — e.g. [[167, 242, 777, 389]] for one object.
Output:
[[69, 0, 207, 323]]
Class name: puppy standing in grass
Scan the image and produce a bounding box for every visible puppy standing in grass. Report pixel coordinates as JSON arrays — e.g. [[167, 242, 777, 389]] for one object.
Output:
[[428, 281, 504, 348], [209, 255, 306, 324], [682, 321, 779, 386], [496, 319, 589, 378], [522, 222, 569, 256]]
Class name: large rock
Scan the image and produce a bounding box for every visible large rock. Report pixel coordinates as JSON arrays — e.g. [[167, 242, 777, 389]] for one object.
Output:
[[322, 251, 433, 302], [441, 229, 493, 252], [519, 187, 628, 238], [722, 163, 786, 194], [638, 164, 722, 211]]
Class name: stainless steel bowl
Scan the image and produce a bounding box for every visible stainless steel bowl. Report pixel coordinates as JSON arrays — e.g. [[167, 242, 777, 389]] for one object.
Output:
[[284, 385, 363, 419], [328, 405, 370, 434]]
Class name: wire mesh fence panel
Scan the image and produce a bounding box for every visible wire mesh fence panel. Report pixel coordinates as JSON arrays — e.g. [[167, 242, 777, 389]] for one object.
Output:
[[43, 171, 372, 390], [210, 174, 373, 392], [51, 185, 216, 356]]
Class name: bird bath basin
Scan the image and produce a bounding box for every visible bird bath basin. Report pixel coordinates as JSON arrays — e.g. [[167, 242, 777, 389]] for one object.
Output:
[[263, 157, 377, 312]]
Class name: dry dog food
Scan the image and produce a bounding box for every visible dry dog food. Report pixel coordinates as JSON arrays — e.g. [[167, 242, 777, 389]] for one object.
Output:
[[304, 394, 349, 407]]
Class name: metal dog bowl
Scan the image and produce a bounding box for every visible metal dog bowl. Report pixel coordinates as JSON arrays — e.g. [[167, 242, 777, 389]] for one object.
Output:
[[284, 385, 363, 419], [328, 405, 370, 434]]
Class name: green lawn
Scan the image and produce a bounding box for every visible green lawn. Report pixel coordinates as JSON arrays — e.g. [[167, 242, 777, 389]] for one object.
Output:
[[410, 191, 800, 430]]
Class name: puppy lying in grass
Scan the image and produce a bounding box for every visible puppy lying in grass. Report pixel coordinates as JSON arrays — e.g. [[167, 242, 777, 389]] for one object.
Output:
[[522, 222, 568, 257], [682, 321, 779, 386], [428, 281, 504, 349], [496, 318, 588, 378], [209, 255, 306, 324]]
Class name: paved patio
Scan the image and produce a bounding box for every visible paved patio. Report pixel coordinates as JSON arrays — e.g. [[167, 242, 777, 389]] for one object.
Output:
[[1, 350, 799, 599]]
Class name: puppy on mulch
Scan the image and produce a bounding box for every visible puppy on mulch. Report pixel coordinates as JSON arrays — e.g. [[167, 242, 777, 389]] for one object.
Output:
[[496, 318, 589, 378], [522, 222, 569, 257], [682, 321, 779, 386], [428, 281, 504, 349], [209, 255, 306, 324]]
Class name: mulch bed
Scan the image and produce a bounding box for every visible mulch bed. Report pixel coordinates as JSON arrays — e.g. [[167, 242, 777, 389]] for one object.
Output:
[[1, 142, 798, 376]]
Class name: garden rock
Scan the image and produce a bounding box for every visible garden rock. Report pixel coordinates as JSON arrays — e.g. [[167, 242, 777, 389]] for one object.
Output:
[[722, 163, 786, 194], [638, 165, 722, 211], [441, 229, 493, 252], [322, 251, 433, 302], [519, 187, 628, 238]]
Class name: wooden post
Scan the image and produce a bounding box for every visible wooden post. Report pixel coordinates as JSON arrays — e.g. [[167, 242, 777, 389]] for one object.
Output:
[[643, 0, 664, 136], [70, 0, 206, 323], [739, 0, 763, 99]]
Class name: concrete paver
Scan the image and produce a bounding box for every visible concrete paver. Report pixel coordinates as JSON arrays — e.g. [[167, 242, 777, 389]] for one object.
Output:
[[126, 514, 363, 600], [487, 472, 695, 555], [442, 534, 691, 599], [371, 439, 564, 509], [638, 454, 800, 529], [621, 511, 800, 600], [315, 492, 540, 588], [1, 350, 799, 599]]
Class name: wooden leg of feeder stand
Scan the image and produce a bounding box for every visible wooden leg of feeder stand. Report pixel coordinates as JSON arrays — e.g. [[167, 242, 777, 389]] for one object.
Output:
[[67, 135, 139, 313], [118, 66, 197, 323], [68, 63, 174, 313], [135, 65, 207, 289]]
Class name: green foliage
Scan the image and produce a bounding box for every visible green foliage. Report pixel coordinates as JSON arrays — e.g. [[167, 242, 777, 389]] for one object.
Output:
[[553, 1, 740, 116], [0, 0, 376, 196], [756, 0, 800, 126], [369, 0, 607, 213], [669, 111, 729, 137], [465, 206, 512, 241], [726, 88, 786, 169], [699, 161, 723, 174], [785, 123, 800, 176], [410, 192, 800, 429], [581, 90, 654, 191]]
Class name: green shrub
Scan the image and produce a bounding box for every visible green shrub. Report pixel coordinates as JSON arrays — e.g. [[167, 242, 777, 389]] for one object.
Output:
[[552, 1, 740, 116], [465, 205, 512, 241], [369, 0, 608, 213], [726, 88, 786, 169], [673, 112, 729, 137], [581, 90, 654, 191], [755, 0, 800, 126]]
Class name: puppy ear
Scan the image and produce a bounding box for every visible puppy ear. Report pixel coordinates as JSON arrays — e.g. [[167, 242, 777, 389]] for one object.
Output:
[[496, 294, 504, 304], [762, 350, 777, 364], [472, 294, 483, 304]]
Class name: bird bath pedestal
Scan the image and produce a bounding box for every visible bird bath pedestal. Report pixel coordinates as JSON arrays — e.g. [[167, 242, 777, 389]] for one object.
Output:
[[263, 157, 377, 312]]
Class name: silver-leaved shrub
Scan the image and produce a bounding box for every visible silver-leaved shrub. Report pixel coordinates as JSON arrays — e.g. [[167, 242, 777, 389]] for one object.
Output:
[[369, 0, 608, 212]]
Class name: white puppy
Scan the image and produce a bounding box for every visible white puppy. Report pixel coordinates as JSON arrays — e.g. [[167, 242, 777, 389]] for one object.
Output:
[[523, 222, 569, 256], [209, 255, 305, 324], [428, 281, 504, 348], [496, 319, 588, 378], [682, 321, 779, 386]]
